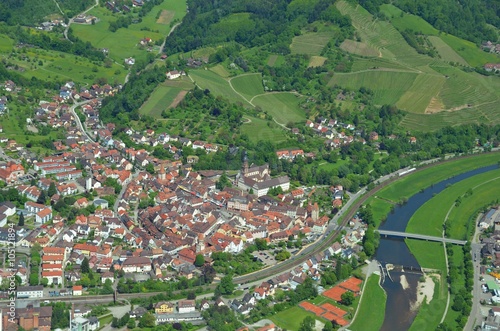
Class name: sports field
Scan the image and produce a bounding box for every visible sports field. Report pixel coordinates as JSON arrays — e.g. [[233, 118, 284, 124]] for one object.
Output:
[[270, 306, 323, 331]]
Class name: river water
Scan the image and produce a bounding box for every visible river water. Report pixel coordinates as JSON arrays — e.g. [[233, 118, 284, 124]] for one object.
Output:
[[373, 163, 498, 331]]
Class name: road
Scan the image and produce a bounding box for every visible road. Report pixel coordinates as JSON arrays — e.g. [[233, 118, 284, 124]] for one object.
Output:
[[158, 22, 181, 55], [69, 99, 95, 143], [64, 0, 100, 41]]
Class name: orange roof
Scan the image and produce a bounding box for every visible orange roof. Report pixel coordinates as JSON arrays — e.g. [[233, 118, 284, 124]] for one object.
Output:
[[37, 208, 52, 218], [322, 286, 347, 302], [41, 270, 63, 277], [73, 285, 82, 290], [339, 277, 362, 292]]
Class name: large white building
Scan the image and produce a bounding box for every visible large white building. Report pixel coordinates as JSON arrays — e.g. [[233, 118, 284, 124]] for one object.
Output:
[[16, 285, 44, 298], [237, 155, 290, 197]]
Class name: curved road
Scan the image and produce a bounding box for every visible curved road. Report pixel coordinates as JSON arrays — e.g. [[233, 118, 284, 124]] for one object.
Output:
[[64, 0, 99, 41], [69, 99, 95, 143]]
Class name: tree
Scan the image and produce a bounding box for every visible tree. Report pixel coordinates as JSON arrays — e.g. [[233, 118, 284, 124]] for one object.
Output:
[[127, 318, 136, 329], [48, 182, 57, 197], [18, 212, 24, 226], [37, 190, 47, 204], [322, 321, 334, 331], [216, 172, 231, 190], [216, 275, 235, 296], [138, 312, 156, 328], [146, 163, 155, 174], [202, 265, 216, 284], [341, 291, 355, 306], [194, 254, 205, 267], [255, 238, 268, 251], [81, 257, 90, 274], [298, 316, 315, 331]]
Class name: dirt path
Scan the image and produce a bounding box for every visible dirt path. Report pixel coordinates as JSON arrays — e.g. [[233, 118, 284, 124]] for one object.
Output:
[[168, 90, 188, 108]]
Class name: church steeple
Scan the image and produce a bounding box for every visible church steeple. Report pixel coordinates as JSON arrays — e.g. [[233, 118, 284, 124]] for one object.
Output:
[[158, 163, 166, 181], [242, 151, 248, 176]]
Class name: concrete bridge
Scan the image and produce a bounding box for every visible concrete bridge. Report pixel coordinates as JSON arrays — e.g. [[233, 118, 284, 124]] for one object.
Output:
[[377, 229, 467, 245]]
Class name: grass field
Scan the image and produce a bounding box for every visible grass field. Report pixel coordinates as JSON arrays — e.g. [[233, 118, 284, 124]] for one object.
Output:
[[139, 85, 183, 118], [349, 274, 386, 331], [0, 34, 14, 53], [241, 116, 288, 143], [270, 306, 322, 331], [189, 69, 248, 104], [340, 39, 379, 57], [252, 93, 306, 125], [0, 46, 126, 85], [308, 56, 327, 67], [72, 0, 187, 63], [290, 31, 332, 55], [377, 154, 500, 202], [209, 64, 231, 78], [428, 36, 468, 66], [328, 71, 418, 106], [396, 73, 446, 113], [230, 73, 264, 100], [406, 240, 448, 331], [267, 54, 285, 67]]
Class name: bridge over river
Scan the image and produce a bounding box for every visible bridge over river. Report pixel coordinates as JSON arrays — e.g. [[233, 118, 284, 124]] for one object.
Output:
[[377, 229, 467, 245]]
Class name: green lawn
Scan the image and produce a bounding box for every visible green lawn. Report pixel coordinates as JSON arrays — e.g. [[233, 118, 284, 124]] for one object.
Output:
[[241, 116, 288, 143], [252, 93, 306, 125], [406, 168, 500, 238], [270, 306, 322, 331], [349, 274, 385, 331], [406, 240, 448, 331], [377, 153, 500, 202], [230, 73, 264, 100], [139, 85, 183, 118]]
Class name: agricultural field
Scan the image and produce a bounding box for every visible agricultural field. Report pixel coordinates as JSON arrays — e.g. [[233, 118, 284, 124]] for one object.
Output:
[[427, 36, 468, 66], [252, 93, 306, 125], [396, 74, 446, 113], [349, 274, 385, 331], [209, 64, 231, 78], [340, 39, 379, 57], [267, 54, 285, 67], [188, 69, 248, 104], [241, 116, 289, 144], [290, 31, 332, 55], [139, 85, 184, 118], [328, 71, 418, 106], [72, 0, 187, 63], [230, 73, 264, 101], [0, 34, 14, 53], [0, 46, 126, 85], [308, 56, 327, 67]]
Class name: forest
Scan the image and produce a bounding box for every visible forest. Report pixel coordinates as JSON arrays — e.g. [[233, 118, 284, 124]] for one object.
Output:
[[0, 0, 94, 26], [358, 0, 499, 43]]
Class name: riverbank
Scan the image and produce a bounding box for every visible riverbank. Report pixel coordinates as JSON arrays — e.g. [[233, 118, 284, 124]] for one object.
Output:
[[348, 274, 386, 331]]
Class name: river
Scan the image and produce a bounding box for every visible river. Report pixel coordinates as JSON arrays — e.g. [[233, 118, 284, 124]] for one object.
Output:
[[374, 163, 499, 330]]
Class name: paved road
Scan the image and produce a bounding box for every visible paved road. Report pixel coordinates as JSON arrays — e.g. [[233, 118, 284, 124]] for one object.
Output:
[[69, 99, 95, 143], [377, 230, 467, 245], [64, 0, 99, 41]]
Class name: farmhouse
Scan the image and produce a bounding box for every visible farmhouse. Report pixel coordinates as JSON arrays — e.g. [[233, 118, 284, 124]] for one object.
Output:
[[166, 70, 186, 80]]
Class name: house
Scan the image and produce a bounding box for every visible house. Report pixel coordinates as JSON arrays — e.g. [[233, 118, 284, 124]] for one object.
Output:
[[155, 301, 174, 314], [73, 285, 83, 296], [16, 285, 44, 298], [3, 305, 52, 331], [166, 70, 185, 80], [125, 57, 135, 66], [122, 256, 151, 273], [178, 300, 196, 313], [36, 208, 53, 224], [129, 307, 148, 318]]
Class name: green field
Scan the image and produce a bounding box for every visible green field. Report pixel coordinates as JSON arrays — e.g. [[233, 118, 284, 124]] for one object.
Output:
[[270, 306, 322, 331], [349, 274, 386, 331], [376, 154, 500, 203], [189, 69, 248, 104], [406, 240, 448, 331], [329, 71, 418, 106], [252, 93, 306, 125], [72, 0, 187, 63], [139, 85, 183, 118], [0, 46, 126, 85], [241, 116, 288, 143], [209, 64, 231, 78], [340, 39, 379, 57], [396, 74, 446, 113], [267, 54, 285, 67], [0, 35, 14, 53], [428, 36, 468, 66], [290, 31, 332, 55], [230, 73, 264, 101]]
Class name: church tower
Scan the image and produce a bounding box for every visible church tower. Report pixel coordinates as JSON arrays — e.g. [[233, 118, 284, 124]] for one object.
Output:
[[242, 151, 249, 177], [158, 163, 166, 181]]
